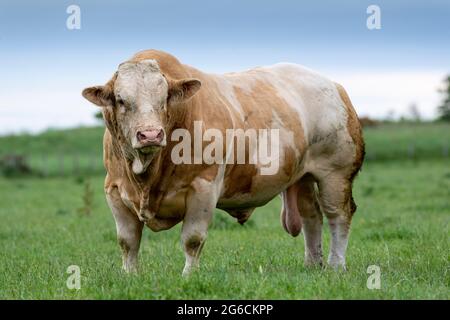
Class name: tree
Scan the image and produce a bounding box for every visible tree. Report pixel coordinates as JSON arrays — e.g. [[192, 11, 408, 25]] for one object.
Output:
[[408, 103, 421, 122], [94, 111, 103, 121], [437, 75, 450, 121], [384, 109, 396, 122]]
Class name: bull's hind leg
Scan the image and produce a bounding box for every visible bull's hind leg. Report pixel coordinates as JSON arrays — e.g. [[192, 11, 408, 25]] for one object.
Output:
[[106, 188, 144, 273], [297, 174, 324, 267], [316, 173, 356, 270]]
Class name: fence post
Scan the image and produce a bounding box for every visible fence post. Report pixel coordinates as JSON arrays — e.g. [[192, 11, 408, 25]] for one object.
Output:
[[73, 154, 79, 176], [59, 154, 64, 176], [90, 154, 96, 173], [443, 144, 449, 158], [408, 144, 415, 159], [42, 154, 48, 177]]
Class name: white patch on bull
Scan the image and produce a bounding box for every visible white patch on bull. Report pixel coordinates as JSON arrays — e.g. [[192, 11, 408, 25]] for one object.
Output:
[[182, 177, 219, 277], [132, 156, 151, 175], [119, 188, 135, 211], [115, 59, 168, 137], [106, 190, 140, 273], [132, 158, 144, 174], [257, 63, 348, 146], [327, 215, 350, 270], [139, 59, 161, 72], [223, 70, 258, 95], [212, 76, 245, 122]]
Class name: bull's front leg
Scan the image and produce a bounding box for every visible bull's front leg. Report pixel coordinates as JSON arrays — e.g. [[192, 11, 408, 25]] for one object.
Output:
[[106, 188, 144, 273], [181, 178, 216, 277]]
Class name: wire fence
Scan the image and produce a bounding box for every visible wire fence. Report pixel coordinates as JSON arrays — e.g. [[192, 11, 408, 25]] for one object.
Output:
[[0, 153, 104, 178], [364, 143, 449, 161], [0, 143, 449, 178]]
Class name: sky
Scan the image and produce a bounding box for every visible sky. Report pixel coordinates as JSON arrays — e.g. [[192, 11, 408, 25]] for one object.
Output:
[[0, 0, 449, 135]]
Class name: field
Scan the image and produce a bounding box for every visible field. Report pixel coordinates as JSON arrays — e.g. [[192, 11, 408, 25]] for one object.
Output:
[[0, 123, 449, 299]]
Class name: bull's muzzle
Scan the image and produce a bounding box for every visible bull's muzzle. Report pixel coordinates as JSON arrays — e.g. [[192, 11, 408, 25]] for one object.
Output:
[[135, 128, 165, 153]]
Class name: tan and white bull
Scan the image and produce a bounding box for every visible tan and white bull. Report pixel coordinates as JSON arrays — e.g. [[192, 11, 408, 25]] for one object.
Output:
[[82, 50, 364, 276]]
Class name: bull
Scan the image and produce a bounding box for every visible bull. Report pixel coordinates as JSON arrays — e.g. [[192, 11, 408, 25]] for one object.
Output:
[[82, 50, 364, 276]]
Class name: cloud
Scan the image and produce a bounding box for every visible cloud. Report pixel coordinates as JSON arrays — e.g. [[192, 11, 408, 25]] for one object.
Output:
[[0, 89, 99, 135], [328, 70, 447, 119]]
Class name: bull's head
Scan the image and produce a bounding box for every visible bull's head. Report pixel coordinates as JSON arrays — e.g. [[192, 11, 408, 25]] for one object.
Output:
[[82, 59, 201, 174]]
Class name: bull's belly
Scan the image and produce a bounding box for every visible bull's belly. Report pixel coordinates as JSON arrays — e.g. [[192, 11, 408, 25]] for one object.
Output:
[[156, 178, 285, 219], [217, 174, 297, 210], [216, 186, 282, 210], [217, 153, 307, 210]]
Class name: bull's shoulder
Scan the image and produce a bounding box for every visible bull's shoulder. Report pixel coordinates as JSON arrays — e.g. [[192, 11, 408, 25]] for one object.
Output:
[[102, 129, 124, 179]]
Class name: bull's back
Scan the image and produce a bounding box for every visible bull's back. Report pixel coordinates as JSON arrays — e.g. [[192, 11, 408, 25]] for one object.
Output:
[[223, 64, 348, 144]]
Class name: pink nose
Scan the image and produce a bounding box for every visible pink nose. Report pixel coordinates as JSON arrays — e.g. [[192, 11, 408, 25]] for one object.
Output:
[[136, 129, 164, 145]]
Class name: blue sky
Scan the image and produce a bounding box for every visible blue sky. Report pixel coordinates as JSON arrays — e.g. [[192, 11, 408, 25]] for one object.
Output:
[[0, 0, 449, 134]]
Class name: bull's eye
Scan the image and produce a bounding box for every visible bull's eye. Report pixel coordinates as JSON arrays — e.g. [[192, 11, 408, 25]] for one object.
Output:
[[115, 96, 129, 113], [116, 97, 124, 107]]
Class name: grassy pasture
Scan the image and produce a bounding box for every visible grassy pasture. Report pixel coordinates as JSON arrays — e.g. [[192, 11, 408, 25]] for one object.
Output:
[[0, 123, 449, 299]]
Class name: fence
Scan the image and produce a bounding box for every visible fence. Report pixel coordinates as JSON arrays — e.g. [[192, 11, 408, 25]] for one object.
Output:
[[364, 143, 449, 161], [0, 153, 104, 177], [1, 142, 449, 178]]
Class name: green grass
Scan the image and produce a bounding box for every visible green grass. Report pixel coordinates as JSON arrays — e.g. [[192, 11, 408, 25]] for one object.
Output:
[[0, 122, 448, 299], [0, 160, 448, 299]]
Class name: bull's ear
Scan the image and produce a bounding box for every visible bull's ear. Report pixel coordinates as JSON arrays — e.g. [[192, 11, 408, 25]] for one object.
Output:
[[168, 78, 201, 105], [82, 86, 114, 107]]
